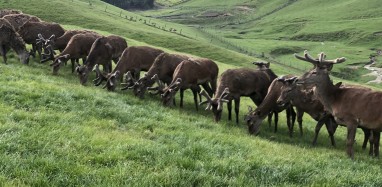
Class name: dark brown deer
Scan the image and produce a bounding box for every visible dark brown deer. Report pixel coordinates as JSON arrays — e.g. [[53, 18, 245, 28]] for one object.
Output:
[[3, 14, 41, 31], [49, 33, 101, 75], [199, 63, 278, 124], [276, 76, 338, 145], [76, 35, 127, 85], [295, 50, 381, 158], [18, 20, 65, 58], [244, 75, 297, 136], [277, 76, 373, 149], [96, 46, 164, 91], [0, 18, 15, 31], [40, 30, 100, 62], [0, 9, 22, 18], [129, 52, 189, 98], [161, 58, 218, 111], [0, 25, 29, 64]]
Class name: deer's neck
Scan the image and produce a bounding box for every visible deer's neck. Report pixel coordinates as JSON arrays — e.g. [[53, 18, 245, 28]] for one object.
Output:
[[10, 34, 27, 55], [313, 75, 337, 114]]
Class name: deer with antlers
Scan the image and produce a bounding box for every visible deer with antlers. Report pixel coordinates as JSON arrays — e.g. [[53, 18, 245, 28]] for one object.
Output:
[[18, 20, 65, 58], [95, 46, 164, 91], [127, 52, 190, 98], [76, 35, 127, 85], [39, 30, 100, 63], [277, 76, 373, 149], [200, 62, 284, 124], [161, 58, 218, 111], [49, 33, 102, 75], [295, 50, 381, 158]]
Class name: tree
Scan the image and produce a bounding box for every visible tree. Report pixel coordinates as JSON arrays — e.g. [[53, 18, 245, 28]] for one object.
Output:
[[101, 0, 155, 10]]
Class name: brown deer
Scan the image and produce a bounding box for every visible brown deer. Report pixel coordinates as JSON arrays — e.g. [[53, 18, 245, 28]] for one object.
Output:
[[40, 30, 100, 62], [295, 50, 381, 158], [0, 9, 22, 18], [18, 20, 65, 58], [161, 58, 218, 111], [277, 76, 338, 145], [76, 35, 127, 85], [0, 18, 15, 31], [49, 33, 101, 75], [0, 25, 29, 64], [3, 14, 41, 31], [129, 52, 189, 98], [277, 76, 373, 149], [199, 62, 278, 124], [96, 46, 164, 91], [244, 75, 296, 136]]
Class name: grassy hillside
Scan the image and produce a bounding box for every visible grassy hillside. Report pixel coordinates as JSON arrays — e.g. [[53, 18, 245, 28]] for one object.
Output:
[[143, 0, 382, 86], [0, 0, 382, 186]]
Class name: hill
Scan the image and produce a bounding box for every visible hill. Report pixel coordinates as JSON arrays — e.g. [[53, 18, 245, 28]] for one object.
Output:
[[0, 0, 381, 186], [143, 0, 382, 85]]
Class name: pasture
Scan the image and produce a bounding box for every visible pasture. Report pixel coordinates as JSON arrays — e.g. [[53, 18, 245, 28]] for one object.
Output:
[[0, 0, 382, 186]]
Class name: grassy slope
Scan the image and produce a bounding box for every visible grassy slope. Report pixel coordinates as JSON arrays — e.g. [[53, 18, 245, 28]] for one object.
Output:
[[0, 0, 382, 186], [147, 0, 382, 86]]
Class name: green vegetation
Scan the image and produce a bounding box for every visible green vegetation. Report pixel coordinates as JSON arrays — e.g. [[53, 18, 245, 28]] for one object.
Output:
[[143, 0, 382, 85], [0, 0, 381, 186]]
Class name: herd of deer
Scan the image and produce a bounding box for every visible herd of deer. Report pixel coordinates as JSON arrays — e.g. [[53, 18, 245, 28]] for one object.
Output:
[[1, 9, 381, 159]]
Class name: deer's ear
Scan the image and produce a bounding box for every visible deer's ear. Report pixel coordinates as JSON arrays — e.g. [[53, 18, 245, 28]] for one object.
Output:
[[334, 82, 342, 88]]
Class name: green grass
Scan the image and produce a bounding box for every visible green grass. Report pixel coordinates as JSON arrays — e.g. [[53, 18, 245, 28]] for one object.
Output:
[[145, 0, 382, 85], [0, 0, 382, 186]]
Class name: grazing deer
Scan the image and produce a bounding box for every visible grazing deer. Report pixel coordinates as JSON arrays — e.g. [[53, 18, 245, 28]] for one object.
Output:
[[49, 33, 101, 75], [96, 46, 163, 91], [18, 20, 65, 58], [277, 76, 338, 145], [277, 76, 373, 149], [244, 75, 296, 136], [161, 58, 218, 111], [0, 25, 29, 64], [76, 35, 127, 85], [200, 62, 278, 124], [3, 13, 41, 31], [40, 30, 100, 62], [295, 50, 381, 158], [129, 52, 189, 98]]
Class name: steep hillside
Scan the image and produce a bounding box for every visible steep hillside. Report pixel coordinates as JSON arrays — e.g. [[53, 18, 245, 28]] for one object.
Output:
[[0, 0, 381, 186]]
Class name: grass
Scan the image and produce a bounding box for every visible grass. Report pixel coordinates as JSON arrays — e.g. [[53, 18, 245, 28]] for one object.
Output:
[[0, 0, 382, 186], [146, 0, 382, 85]]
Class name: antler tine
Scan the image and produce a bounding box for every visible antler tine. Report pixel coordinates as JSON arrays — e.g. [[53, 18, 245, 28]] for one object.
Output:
[[276, 76, 286, 82], [294, 50, 318, 65], [147, 86, 159, 91], [151, 74, 160, 83], [124, 71, 135, 82], [304, 50, 318, 62], [219, 87, 230, 100], [318, 52, 326, 63], [48, 34, 55, 40], [314, 52, 347, 65], [286, 76, 298, 83], [175, 78, 182, 85], [37, 33, 45, 41], [199, 89, 212, 101], [151, 74, 164, 88], [199, 90, 213, 110]]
